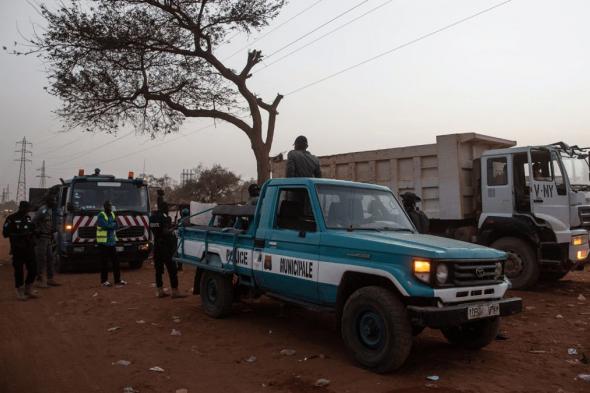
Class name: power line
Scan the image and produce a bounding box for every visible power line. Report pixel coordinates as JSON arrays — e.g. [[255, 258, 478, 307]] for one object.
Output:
[[223, 0, 326, 61], [48, 131, 133, 168], [264, 0, 369, 59], [15, 137, 33, 202], [254, 0, 394, 74], [37, 135, 87, 156], [285, 0, 514, 96]]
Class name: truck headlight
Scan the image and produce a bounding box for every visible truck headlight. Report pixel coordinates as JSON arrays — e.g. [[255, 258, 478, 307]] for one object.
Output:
[[572, 234, 589, 246], [435, 263, 449, 284], [494, 261, 503, 279], [413, 259, 431, 284]]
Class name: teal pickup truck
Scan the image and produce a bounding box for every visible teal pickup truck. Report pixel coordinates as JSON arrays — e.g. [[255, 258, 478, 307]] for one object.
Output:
[[175, 178, 522, 372]]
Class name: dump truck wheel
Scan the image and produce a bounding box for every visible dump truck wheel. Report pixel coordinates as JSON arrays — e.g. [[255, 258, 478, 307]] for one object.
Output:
[[199, 271, 234, 318], [491, 237, 539, 289], [441, 317, 500, 350], [341, 286, 412, 373]]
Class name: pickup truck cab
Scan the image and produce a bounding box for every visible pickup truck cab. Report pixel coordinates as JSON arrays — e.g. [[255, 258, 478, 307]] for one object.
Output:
[[175, 178, 522, 372]]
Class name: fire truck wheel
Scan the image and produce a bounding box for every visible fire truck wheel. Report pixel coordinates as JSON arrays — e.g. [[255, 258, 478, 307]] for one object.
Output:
[[441, 317, 500, 350], [341, 286, 412, 373], [199, 271, 234, 318], [128, 260, 144, 269]]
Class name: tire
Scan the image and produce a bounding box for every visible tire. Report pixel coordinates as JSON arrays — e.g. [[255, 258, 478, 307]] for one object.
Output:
[[441, 317, 500, 350], [199, 271, 234, 318], [341, 286, 412, 373], [128, 260, 144, 269], [491, 237, 539, 289], [540, 270, 568, 281]]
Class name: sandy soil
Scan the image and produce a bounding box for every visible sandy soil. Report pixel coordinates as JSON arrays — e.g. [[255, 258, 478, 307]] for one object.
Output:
[[0, 237, 589, 393]]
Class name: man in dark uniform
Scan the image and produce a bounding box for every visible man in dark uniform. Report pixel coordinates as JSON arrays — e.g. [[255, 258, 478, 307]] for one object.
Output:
[[286, 135, 322, 178], [32, 196, 61, 288], [2, 201, 39, 300], [149, 202, 186, 298]]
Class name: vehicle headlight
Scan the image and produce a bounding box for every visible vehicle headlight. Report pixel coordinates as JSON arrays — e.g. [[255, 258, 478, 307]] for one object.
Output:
[[435, 263, 449, 284], [413, 259, 431, 284], [571, 234, 589, 246], [494, 261, 503, 279]]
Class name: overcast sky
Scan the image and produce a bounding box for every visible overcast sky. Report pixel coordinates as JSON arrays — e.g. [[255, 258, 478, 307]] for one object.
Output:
[[1, 0, 589, 198]]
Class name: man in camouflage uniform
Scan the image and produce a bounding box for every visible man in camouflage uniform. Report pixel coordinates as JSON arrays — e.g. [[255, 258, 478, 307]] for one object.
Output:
[[32, 196, 61, 287]]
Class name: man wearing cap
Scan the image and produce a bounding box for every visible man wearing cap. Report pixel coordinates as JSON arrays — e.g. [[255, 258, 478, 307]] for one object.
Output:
[[286, 135, 322, 178], [3, 201, 39, 300]]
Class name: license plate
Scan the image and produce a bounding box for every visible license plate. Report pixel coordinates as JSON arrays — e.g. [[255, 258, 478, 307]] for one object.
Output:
[[467, 302, 500, 320], [116, 246, 124, 252]]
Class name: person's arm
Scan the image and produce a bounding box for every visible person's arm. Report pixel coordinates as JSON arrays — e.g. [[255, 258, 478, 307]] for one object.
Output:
[[2, 217, 12, 238], [314, 163, 322, 178]]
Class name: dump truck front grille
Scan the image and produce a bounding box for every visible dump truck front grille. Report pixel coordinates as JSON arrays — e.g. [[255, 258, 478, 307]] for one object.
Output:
[[579, 207, 590, 227]]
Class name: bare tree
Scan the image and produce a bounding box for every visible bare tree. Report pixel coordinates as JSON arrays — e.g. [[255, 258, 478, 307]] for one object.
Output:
[[27, 0, 286, 183], [172, 164, 240, 203]]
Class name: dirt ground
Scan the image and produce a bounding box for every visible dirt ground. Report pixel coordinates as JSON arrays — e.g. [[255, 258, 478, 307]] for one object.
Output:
[[0, 237, 589, 393]]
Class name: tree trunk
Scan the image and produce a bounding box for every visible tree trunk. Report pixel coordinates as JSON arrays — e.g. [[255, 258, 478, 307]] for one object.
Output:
[[252, 141, 271, 185]]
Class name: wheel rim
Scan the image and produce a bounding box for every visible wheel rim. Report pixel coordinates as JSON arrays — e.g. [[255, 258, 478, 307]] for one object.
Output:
[[357, 310, 385, 349], [504, 250, 524, 278], [206, 278, 218, 303]]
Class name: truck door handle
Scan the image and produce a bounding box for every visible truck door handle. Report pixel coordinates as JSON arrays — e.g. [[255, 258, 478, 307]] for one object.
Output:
[[268, 241, 277, 247], [533, 199, 543, 203]]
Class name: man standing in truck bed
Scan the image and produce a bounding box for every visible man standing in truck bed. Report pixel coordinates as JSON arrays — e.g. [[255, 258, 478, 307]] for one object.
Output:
[[286, 135, 322, 178]]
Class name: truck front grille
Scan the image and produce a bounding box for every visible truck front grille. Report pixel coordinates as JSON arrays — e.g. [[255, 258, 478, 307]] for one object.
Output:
[[450, 260, 503, 286], [579, 207, 590, 227]]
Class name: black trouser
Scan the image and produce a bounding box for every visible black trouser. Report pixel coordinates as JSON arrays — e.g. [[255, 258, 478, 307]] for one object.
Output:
[[98, 245, 120, 284], [12, 248, 37, 288], [154, 242, 178, 289]]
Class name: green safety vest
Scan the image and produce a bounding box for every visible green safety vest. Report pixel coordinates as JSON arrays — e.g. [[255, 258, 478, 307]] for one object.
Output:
[[96, 211, 117, 244]]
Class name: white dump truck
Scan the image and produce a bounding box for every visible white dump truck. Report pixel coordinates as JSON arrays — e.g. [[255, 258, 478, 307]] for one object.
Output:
[[271, 133, 590, 289]]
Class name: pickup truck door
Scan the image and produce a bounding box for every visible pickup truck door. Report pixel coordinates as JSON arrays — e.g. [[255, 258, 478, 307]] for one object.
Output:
[[254, 186, 320, 303]]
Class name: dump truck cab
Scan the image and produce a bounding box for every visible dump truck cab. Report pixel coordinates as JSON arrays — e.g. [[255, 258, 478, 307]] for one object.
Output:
[[478, 144, 590, 287], [51, 169, 152, 271]]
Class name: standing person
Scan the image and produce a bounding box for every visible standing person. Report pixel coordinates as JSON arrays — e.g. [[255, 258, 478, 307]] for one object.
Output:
[[149, 202, 186, 298], [32, 196, 61, 288], [2, 201, 38, 300], [96, 201, 126, 287], [285, 135, 322, 178]]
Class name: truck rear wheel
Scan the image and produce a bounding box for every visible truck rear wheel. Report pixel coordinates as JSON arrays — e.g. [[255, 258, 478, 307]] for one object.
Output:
[[491, 237, 539, 289], [199, 271, 234, 318], [341, 286, 412, 373], [441, 317, 500, 350]]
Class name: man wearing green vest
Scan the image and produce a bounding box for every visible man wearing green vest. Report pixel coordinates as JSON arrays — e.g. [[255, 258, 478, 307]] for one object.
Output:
[[96, 200, 126, 287]]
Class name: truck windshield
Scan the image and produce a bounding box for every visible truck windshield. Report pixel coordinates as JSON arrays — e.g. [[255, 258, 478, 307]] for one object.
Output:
[[316, 185, 414, 231], [70, 181, 149, 212], [560, 155, 590, 188]]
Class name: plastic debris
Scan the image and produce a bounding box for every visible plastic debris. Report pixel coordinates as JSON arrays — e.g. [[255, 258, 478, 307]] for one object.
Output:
[[280, 349, 296, 356], [555, 314, 564, 319], [123, 387, 138, 393], [529, 350, 547, 354], [136, 320, 146, 324], [92, 292, 98, 297], [107, 326, 121, 332], [176, 389, 188, 393], [111, 301, 118, 304], [113, 360, 131, 367], [314, 378, 331, 387], [568, 348, 578, 355], [173, 318, 181, 323], [244, 355, 257, 363], [171, 329, 182, 336], [426, 375, 440, 382], [577, 374, 590, 382], [268, 330, 272, 335], [149, 366, 165, 372], [578, 294, 587, 301]]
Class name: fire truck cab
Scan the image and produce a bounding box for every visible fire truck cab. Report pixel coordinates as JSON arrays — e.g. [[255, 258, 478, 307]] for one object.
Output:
[[46, 169, 152, 271]]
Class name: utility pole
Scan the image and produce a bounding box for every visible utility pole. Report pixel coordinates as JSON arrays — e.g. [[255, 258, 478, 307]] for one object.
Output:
[[36, 160, 51, 188], [1, 186, 6, 203], [15, 137, 32, 202]]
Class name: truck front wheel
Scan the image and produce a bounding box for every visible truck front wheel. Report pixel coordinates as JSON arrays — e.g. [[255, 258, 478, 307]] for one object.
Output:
[[441, 317, 500, 349], [199, 271, 234, 318], [491, 237, 539, 289], [341, 286, 412, 373]]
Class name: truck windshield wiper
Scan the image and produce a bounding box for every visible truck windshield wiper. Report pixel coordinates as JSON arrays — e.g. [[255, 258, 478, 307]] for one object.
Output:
[[346, 226, 382, 232], [379, 227, 415, 233]]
